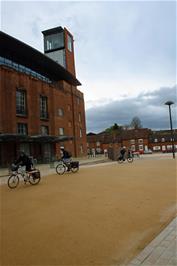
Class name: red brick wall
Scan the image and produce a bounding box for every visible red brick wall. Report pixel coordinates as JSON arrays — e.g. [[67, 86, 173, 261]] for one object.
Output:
[[64, 28, 76, 76], [0, 66, 87, 158]]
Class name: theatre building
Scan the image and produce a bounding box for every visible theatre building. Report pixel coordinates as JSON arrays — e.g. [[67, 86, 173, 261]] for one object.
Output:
[[0, 27, 87, 166]]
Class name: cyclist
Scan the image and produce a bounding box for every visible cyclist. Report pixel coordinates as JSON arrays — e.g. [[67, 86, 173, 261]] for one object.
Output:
[[119, 146, 126, 161], [60, 147, 72, 171], [128, 148, 133, 158], [15, 151, 33, 172]]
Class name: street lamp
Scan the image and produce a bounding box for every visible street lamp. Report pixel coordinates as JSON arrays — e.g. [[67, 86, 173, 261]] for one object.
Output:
[[165, 101, 175, 159]]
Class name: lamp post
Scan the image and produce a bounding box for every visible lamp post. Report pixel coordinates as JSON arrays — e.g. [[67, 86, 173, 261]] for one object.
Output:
[[165, 101, 175, 159]]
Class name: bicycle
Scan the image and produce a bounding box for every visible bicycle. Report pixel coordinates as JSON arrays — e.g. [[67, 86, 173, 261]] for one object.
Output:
[[56, 159, 79, 175], [7, 164, 41, 189], [117, 155, 133, 164]]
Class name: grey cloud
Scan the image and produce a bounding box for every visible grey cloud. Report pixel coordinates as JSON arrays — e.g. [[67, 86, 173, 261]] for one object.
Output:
[[86, 85, 177, 133]]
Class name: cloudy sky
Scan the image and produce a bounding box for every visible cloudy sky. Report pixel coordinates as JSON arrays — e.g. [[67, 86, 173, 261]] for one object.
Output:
[[1, 1, 176, 132]]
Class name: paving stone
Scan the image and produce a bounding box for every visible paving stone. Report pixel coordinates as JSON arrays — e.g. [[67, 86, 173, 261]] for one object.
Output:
[[159, 250, 174, 259], [135, 246, 154, 262], [129, 258, 142, 265], [165, 234, 176, 241], [168, 257, 177, 266], [159, 240, 173, 248], [127, 218, 177, 266], [141, 247, 166, 264]]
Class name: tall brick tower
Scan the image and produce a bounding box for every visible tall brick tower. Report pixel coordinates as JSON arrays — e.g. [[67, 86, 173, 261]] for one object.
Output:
[[42, 26, 76, 76]]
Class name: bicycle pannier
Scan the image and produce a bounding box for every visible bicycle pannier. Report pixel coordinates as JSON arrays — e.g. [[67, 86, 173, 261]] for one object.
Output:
[[32, 170, 40, 179], [70, 161, 79, 168]]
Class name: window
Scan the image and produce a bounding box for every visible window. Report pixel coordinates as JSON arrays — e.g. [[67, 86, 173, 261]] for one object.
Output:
[[79, 113, 81, 122], [167, 145, 172, 150], [161, 138, 165, 142], [0, 56, 51, 83], [131, 145, 135, 151], [96, 141, 100, 147], [44, 32, 64, 52], [139, 145, 144, 151], [68, 104, 71, 111], [80, 128, 82, 138], [162, 145, 166, 151], [153, 146, 161, 151], [130, 139, 135, 144], [138, 139, 143, 144], [59, 128, 64, 135], [20, 143, 30, 155], [40, 96, 48, 119], [16, 90, 27, 115], [17, 123, 28, 135], [41, 125, 49, 135], [154, 138, 158, 143], [67, 34, 73, 52], [80, 144, 83, 154], [58, 108, 64, 117], [47, 49, 66, 68]]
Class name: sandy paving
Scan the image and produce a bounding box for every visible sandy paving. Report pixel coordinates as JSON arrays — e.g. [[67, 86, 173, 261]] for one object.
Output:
[[0, 158, 176, 266]]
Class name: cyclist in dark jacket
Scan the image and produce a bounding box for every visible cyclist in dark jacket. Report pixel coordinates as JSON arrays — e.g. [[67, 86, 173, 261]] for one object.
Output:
[[119, 146, 126, 161], [15, 151, 33, 171], [60, 148, 71, 160], [60, 147, 72, 171]]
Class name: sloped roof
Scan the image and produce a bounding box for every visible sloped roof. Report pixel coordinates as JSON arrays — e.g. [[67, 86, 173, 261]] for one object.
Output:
[[0, 31, 81, 86]]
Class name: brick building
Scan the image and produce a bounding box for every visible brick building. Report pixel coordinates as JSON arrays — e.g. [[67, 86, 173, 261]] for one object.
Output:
[[87, 128, 177, 156], [149, 130, 177, 153], [0, 27, 87, 166]]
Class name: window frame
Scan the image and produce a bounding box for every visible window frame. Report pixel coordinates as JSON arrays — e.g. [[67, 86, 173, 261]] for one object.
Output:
[[17, 123, 28, 135], [40, 95, 48, 120], [41, 125, 49, 136], [58, 108, 64, 117], [67, 34, 73, 52], [59, 127, 64, 136], [16, 89, 27, 116]]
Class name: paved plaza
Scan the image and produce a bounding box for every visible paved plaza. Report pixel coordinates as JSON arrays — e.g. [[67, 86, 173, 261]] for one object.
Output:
[[128, 216, 177, 266], [0, 154, 176, 265]]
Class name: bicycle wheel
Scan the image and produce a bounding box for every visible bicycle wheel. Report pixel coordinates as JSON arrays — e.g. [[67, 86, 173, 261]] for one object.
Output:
[[117, 158, 123, 164], [29, 173, 41, 185], [127, 157, 133, 163], [56, 163, 66, 175], [8, 174, 19, 189]]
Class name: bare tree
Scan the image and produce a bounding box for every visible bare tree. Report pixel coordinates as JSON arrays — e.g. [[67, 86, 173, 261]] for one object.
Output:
[[130, 116, 142, 129]]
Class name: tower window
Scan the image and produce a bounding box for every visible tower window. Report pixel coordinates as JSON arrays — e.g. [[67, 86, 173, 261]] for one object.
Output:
[[67, 34, 73, 52], [44, 32, 64, 52]]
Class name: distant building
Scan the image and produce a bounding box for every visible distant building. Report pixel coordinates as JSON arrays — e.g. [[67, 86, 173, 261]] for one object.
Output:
[[87, 128, 177, 157], [0, 27, 87, 166], [149, 130, 177, 153]]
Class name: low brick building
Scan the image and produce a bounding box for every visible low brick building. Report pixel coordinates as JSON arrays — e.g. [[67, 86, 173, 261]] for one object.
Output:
[[0, 27, 87, 166], [87, 128, 177, 157], [149, 130, 177, 153]]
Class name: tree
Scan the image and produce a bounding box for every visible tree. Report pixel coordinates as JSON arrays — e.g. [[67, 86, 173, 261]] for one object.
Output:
[[105, 123, 122, 133], [112, 123, 119, 130], [130, 116, 142, 129]]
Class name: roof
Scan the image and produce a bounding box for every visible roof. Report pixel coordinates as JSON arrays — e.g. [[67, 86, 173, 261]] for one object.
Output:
[[0, 31, 81, 86], [42, 26, 64, 36]]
